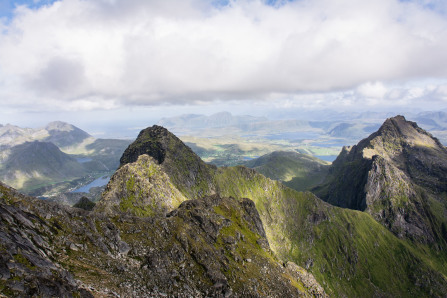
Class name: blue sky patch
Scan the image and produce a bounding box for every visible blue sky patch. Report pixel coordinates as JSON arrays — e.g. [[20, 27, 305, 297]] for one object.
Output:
[[0, 0, 58, 21]]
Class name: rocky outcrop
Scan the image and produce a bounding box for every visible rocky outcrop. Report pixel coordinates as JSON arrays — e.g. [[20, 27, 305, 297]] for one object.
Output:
[[0, 182, 93, 297], [73, 196, 95, 211], [96, 154, 187, 216]]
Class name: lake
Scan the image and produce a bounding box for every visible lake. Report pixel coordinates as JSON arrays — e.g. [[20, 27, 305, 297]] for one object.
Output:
[[72, 176, 110, 193]]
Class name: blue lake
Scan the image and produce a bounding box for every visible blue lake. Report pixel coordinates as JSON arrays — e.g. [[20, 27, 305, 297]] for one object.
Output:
[[243, 156, 258, 160], [72, 176, 110, 193]]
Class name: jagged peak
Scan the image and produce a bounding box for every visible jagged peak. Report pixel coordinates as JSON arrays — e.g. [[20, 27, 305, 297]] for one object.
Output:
[[376, 115, 441, 146], [119, 125, 216, 199], [119, 125, 181, 166], [344, 115, 446, 162]]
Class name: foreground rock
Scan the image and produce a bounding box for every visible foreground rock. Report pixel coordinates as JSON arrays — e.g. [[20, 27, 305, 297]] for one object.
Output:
[[0, 182, 325, 297]]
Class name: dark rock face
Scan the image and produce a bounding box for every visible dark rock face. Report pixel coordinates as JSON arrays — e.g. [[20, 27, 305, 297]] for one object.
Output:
[[314, 115, 447, 245], [120, 125, 216, 199], [73, 196, 95, 211], [0, 182, 324, 297]]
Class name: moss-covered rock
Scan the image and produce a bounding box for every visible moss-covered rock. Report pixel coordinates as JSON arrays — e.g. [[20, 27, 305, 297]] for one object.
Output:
[[96, 154, 187, 216]]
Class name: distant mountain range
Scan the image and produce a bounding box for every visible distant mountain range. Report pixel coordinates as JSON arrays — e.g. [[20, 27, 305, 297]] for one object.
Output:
[[0, 121, 91, 149], [0, 121, 131, 197], [157, 110, 447, 145]]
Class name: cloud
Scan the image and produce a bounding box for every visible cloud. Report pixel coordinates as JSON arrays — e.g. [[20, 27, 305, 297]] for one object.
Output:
[[0, 0, 447, 111], [356, 82, 388, 99]]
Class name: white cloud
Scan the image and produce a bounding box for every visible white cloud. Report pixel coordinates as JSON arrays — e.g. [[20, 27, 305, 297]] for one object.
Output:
[[0, 0, 447, 112], [356, 82, 388, 99]]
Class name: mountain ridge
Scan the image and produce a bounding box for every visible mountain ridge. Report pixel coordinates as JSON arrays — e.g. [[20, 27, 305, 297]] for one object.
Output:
[[314, 115, 447, 246]]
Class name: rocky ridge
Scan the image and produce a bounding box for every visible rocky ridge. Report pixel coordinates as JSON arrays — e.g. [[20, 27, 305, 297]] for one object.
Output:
[[1, 121, 447, 297]]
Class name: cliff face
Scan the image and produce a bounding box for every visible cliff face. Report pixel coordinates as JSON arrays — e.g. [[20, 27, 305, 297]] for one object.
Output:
[[314, 115, 447, 245]]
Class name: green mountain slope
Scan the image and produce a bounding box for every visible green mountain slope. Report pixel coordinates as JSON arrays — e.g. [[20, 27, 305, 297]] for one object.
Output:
[[244, 151, 330, 191], [111, 124, 447, 297], [0, 141, 90, 192]]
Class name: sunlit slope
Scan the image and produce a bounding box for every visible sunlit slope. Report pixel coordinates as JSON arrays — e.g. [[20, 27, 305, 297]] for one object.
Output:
[[244, 151, 330, 191]]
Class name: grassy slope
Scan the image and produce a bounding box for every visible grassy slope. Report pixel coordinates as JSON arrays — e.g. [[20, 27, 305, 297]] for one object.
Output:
[[243, 151, 330, 191], [213, 166, 447, 297]]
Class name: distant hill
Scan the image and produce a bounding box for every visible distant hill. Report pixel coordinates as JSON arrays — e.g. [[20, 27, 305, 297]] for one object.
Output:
[[0, 141, 89, 192], [158, 111, 268, 130], [244, 151, 330, 191], [43, 121, 91, 148], [158, 112, 316, 137], [0, 124, 39, 148]]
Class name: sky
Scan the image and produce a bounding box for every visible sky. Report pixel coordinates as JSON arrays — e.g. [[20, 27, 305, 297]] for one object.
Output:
[[1, 0, 447, 133]]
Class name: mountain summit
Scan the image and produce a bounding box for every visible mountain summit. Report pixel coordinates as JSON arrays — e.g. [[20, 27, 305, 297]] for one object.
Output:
[[120, 125, 216, 199], [314, 115, 447, 245]]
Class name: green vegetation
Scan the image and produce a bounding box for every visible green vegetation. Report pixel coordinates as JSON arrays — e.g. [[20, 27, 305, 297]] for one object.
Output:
[[97, 154, 187, 216], [212, 166, 447, 297], [243, 151, 330, 191]]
